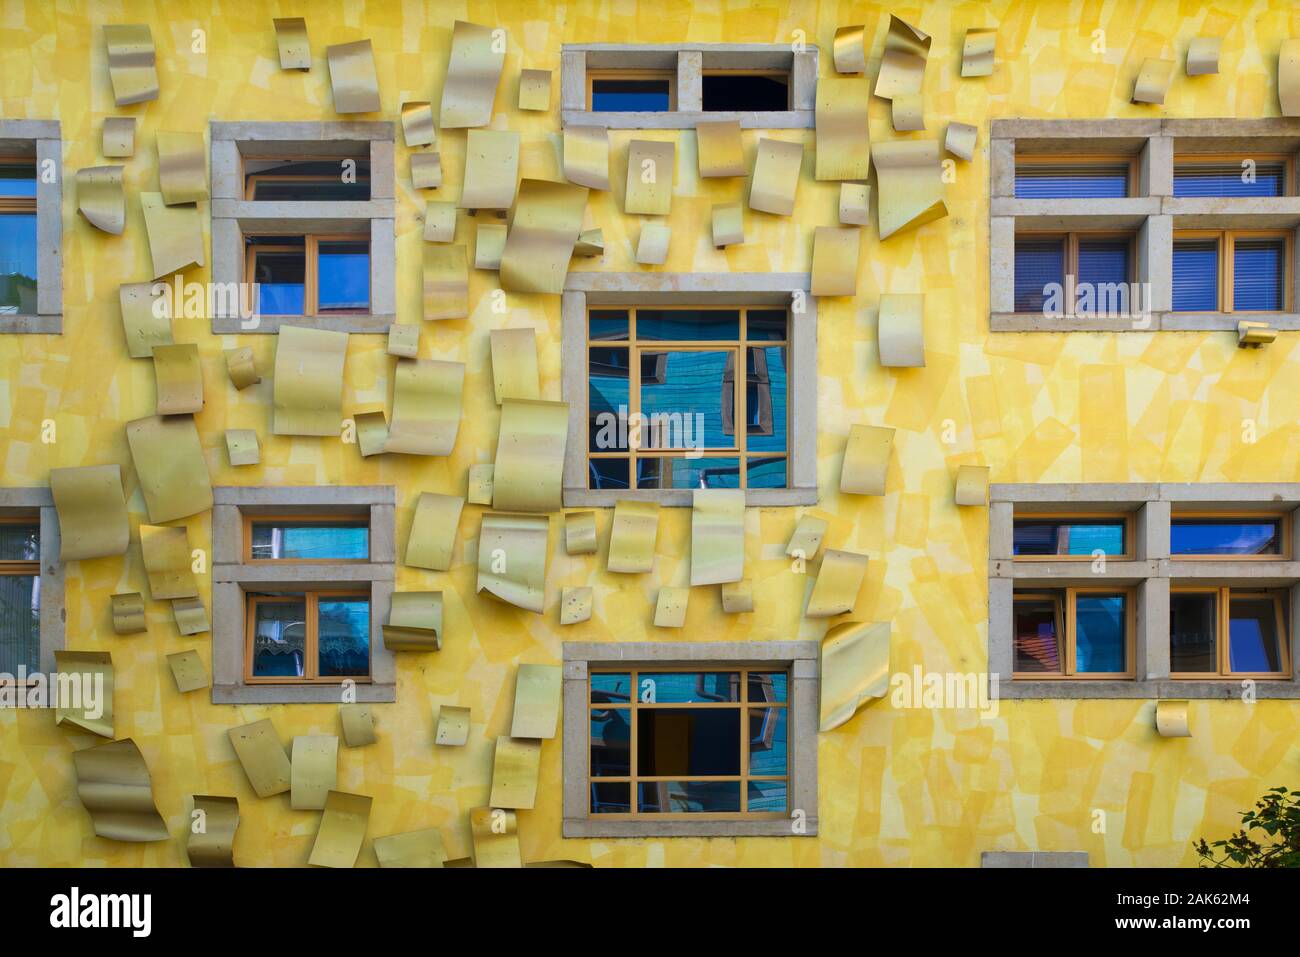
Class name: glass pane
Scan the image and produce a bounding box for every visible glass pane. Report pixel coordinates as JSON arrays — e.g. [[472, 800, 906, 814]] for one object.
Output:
[[588, 457, 630, 490], [748, 707, 787, 776], [0, 523, 39, 560], [1075, 594, 1127, 673], [0, 162, 37, 196], [591, 78, 671, 112], [640, 350, 730, 449], [317, 596, 370, 677], [589, 309, 629, 341], [1014, 237, 1064, 313], [1170, 592, 1217, 674], [0, 574, 40, 674], [638, 781, 741, 813], [1076, 238, 1131, 314], [1233, 238, 1285, 311], [249, 238, 305, 315], [590, 782, 631, 814], [745, 456, 787, 488], [590, 708, 631, 775], [1171, 519, 1281, 556], [747, 346, 787, 452], [1174, 162, 1284, 198], [1013, 519, 1125, 556], [588, 347, 629, 452], [1173, 239, 1219, 311], [639, 672, 739, 703], [702, 73, 788, 111], [250, 600, 307, 677], [636, 456, 741, 490], [591, 672, 631, 704], [0, 213, 38, 315], [248, 160, 370, 201], [249, 522, 369, 560], [747, 780, 788, 813], [748, 672, 787, 703], [637, 708, 741, 777], [746, 309, 787, 340], [1014, 596, 1062, 673], [317, 241, 369, 311], [1228, 597, 1283, 673], [1014, 164, 1129, 198], [636, 309, 739, 341]]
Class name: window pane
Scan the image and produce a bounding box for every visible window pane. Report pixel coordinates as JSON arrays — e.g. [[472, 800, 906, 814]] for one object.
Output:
[[317, 241, 369, 311], [590, 708, 631, 775], [702, 73, 788, 111], [251, 600, 307, 677], [589, 309, 629, 341], [249, 237, 305, 315], [247, 160, 370, 201], [1173, 239, 1219, 311], [1170, 519, 1281, 556], [317, 596, 370, 677], [1228, 597, 1283, 673], [0, 523, 39, 560], [748, 707, 787, 776], [1170, 592, 1217, 674], [250, 522, 369, 560], [590, 782, 631, 814], [1013, 519, 1125, 556], [1075, 594, 1126, 673], [637, 456, 741, 490], [747, 346, 787, 452], [588, 457, 630, 490], [639, 672, 739, 703], [1014, 164, 1129, 198], [1233, 238, 1285, 311], [636, 309, 739, 341], [1174, 161, 1284, 197], [637, 708, 741, 777], [0, 213, 38, 315], [745, 456, 787, 488], [640, 350, 730, 449], [1014, 596, 1062, 673], [746, 309, 787, 340], [1076, 237, 1130, 307], [1014, 237, 1064, 313], [590, 672, 631, 704], [589, 347, 629, 452], [747, 780, 787, 813], [0, 574, 40, 674], [0, 162, 37, 197], [638, 781, 741, 813], [748, 672, 787, 703], [591, 78, 671, 112]]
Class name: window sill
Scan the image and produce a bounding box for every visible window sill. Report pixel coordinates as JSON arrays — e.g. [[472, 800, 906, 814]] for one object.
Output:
[[563, 818, 815, 838], [561, 109, 812, 130], [211, 313, 395, 335], [991, 312, 1300, 332], [1001, 678, 1298, 699], [213, 682, 395, 704], [564, 486, 817, 508], [0, 314, 61, 334]]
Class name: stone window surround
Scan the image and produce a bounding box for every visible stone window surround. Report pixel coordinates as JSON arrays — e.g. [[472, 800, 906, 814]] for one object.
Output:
[[0, 488, 64, 676], [989, 482, 1300, 699], [210, 485, 396, 704], [560, 43, 818, 129], [560, 272, 818, 508], [989, 117, 1300, 332], [209, 121, 396, 335], [561, 640, 819, 838], [0, 120, 62, 334]]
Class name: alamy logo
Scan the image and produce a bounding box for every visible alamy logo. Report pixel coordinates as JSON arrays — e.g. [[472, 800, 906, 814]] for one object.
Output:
[[0, 668, 103, 716], [49, 887, 151, 937]]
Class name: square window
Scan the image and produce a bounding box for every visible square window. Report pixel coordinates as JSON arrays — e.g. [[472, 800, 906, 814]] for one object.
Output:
[[247, 592, 370, 683], [1170, 587, 1290, 679], [246, 234, 371, 317], [1012, 588, 1133, 678]]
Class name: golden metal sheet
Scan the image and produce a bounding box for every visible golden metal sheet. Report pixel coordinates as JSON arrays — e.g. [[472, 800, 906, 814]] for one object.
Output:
[[654, 586, 689, 628], [1155, 700, 1191, 737], [840, 423, 893, 496], [961, 28, 996, 77], [187, 795, 238, 866], [560, 586, 593, 625], [1281, 40, 1300, 116], [720, 579, 754, 614], [564, 510, 597, 555], [470, 806, 521, 868], [492, 399, 568, 512], [439, 20, 506, 128], [527, 859, 593, 868], [786, 514, 828, 559], [125, 414, 213, 523], [748, 138, 802, 216], [436, 705, 471, 746], [460, 130, 519, 210], [384, 591, 444, 651], [139, 524, 199, 600], [488, 736, 542, 809], [77, 166, 125, 235], [624, 140, 674, 215], [839, 183, 871, 226], [510, 663, 562, 739], [157, 131, 207, 205], [833, 25, 867, 74], [945, 121, 978, 162], [55, 651, 114, 739], [518, 69, 552, 111], [954, 464, 990, 506], [574, 227, 604, 257], [1132, 58, 1175, 105], [401, 101, 437, 148], [104, 24, 158, 106], [712, 203, 744, 247], [141, 192, 205, 278], [563, 125, 610, 190], [1186, 37, 1219, 76], [607, 500, 659, 573], [423, 244, 468, 320], [102, 117, 135, 158], [874, 15, 930, 99], [411, 152, 443, 190], [810, 226, 860, 297], [404, 492, 464, 571], [878, 293, 925, 368], [353, 409, 388, 457], [152, 342, 204, 415], [273, 325, 348, 437], [690, 488, 744, 586], [636, 221, 671, 264], [375, 828, 447, 867], [326, 39, 381, 113], [225, 429, 259, 466], [111, 593, 146, 635], [475, 222, 507, 269], [1238, 319, 1278, 347], [816, 77, 870, 180], [73, 738, 167, 842], [819, 621, 890, 731], [490, 328, 540, 404], [119, 282, 173, 359], [167, 649, 208, 693], [340, 703, 377, 747], [273, 17, 310, 70], [228, 719, 291, 798], [385, 359, 464, 456], [50, 464, 129, 561], [873, 139, 948, 240], [891, 94, 925, 132], [476, 512, 549, 613], [172, 596, 209, 636], [291, 735, 339, 810], [424, 200, 457, 242], [224, 346, 259, 389], [309, 790, 372, 868], [806, 549, 869, 618], [387, 324, 419, 358], [500, 178, 589, 294], [696, 119, 745, 178], [468, 464, 494, 504]]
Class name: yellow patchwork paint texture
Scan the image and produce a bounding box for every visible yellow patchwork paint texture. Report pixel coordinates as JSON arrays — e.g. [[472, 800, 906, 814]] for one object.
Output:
[[1, 0, 1299, 868]]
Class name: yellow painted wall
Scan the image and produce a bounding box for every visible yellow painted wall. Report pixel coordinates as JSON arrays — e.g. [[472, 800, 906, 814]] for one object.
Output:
[[2, 0, 1299, 867]]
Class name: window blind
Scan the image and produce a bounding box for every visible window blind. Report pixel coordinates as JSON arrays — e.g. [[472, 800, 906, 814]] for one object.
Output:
[[1014, 164, 1129, 199], [1014, 238, 1064, 312], [1173, 162, 1285, 197], [1172, 239, 1219, 311], [1232, 238, 1285, 311]]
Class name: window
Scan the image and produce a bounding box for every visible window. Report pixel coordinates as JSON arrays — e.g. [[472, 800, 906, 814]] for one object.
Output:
[[0, 158, 37, 317], [1170, 515, 1286, 558], [246, 515, 370, 561], [1014, 233, 1135, 315], [1012, 515, 1130, 558], [243, 158, 371, 201], [1173, 156, 1291, 197], [245, 235, 371, 317], [0, 121, 61, 332], [1171, 588, 1290, 678], [588, 72, 675, 112], [0, 518, 40, 676], [1013, 588, 1134, 678], [1173, 231, 1291, 313], [1013, 158, 1134, 198], [246, 591, 370, 683], [701, 71, 790, 111]]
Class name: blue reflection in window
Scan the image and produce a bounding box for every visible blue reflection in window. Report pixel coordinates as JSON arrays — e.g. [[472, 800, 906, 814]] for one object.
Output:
[[318, 242, 369, 311], [590, 673, 631, 704], [748, 707, 787, 776], [0, 213, 38, 313], [1013, 521, 1125, 556], [591, 79, 671, 112], [317, 597, 369, 677], [1228, 598, 1282, 673], [250, 523, 369, 560], [1170, 520, 1280, 556], [1074, 594, 1126, 673], [747, 780, 788, 813], [1173, 240, 1219, 311]]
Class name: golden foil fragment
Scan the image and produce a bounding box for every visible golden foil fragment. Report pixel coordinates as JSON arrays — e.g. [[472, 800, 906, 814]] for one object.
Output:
[[476, 512, 549, 613], [819, 621, 890, 731], [105, 24, 159, 106], [77, 166, 125, 234], [187, 795, 238, 866], [423, 244, 469, 320], [475, 222, 507, 269], [878, 293, 925, 367], [510, 663, 562, 739], [636, 221, 671, 264], [873, 139, 948, 239], [387, 324, 419, 358], [375, 829, 447, 867], [471, 806, 521, 867], [436, 705, 471, 746], [786, 514, 828, 559], [490, 328, 540, 403], [273, 17, 310, 70], [439, 20, 506, 128], [125, 414, 213, 523], [411, 152, 443, 190], [50, 465, 129, 561], [696, 119, 745, 178], [152, 342, 204, 415], [401, 101, 437, 147], [383, 591, 444, 651], [945, 121, 978, 162], [574, 228, 604, 257], [73, 738, 168, 841], [139, 524, 199, 600], [404, 492, 464, 571], [961, 28, 996, 77], [564, 511, 598, 555], [424, 200, 457, 243], [690, 489, 745, 586], [563, 125, 610, 190], [340, 703, 377, 747], [712, 203, 744, 247], [1238, 320, 1278, 347], [839, 183, 871, 226], [806, 549, 869, 618], [748, 138, 802, 215], [954, 465, 990, 506], [489, 736, 542, 808], [228, 719, 291, 798], [1186, 37, 1220, 76], [720, 579, 754, 613], [816, 77, 870, 180], [560, 586, 593, 625], [173, 596, 210, 635], [654, 587, 689, 628], [891, 94, 925, 132], [326, 40, 381, 113], [224, 346, 259, 389], [1155, 700, 1191, 737], [353, 409, 388, 457], [607, 500, 659, 573], [1281, 40, 1300, 116], [102, 117, 136, 158], [468, 464, 494, 505], [492, 399, 569, 512], [460, 130, 519, 211], [167, 649, 208, 693], [309, 791, 372, 868], [157, 131, 208, 205], [624, 140, 675, 215], [874, 15, 930, 99], [840, 423, 894, 496], [386, 359, 464, 456], [291, 735, 339, 810], [55, 651, 114, 738], [273, 325, 348, 437], [111, 593, 147, 635], [810, 226, 860, 297], [1132, 58, 1175, 105], [119, 282, 173, 359], [141, 192, 205, 278], [518, 69, 552, 111], [833, 25, 867, 74], [500, 178, 589, 294]]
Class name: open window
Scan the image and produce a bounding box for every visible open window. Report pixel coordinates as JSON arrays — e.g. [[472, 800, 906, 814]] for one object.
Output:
[[1012, 587, 1135, 679]]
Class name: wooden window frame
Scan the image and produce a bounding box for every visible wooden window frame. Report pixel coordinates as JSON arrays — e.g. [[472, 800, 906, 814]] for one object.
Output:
[[244, 589, 371, 685], [0, 514, 41, 682], [1012, 153, 1141, 198], [587, 665, 790, 820], [586, 305, 790, 492], [1173, 229, 1294, 313], [1172, 152, 1296, 197], [1169, 510, 1292, 561], [700, 69, 792, 111], [241, 512, 371, 565], [244, 234, 371, 317], [1011, 511, 1135, 562], [1012, 230, 1138, 317], [0, 155, 37, 214], [586, 70, 677, 112], [1012, 586, 1137, 680], [1170, 586, 1291, 680]]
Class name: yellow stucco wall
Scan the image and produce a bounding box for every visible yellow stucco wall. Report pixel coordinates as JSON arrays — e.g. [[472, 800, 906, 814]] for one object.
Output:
[[1, 0, 1299, 867]]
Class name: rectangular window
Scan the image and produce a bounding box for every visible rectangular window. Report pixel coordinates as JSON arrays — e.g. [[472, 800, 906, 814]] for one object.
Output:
[[246, 516, 370, 562], [1013, 159, 1133, 199], [588, 668, 788, 817], [0, 158, 38, 317], [1172, 237, 1220, 311], [1171, 587, 1289, 678], [1173, 157, 1290, 197], [1013, 588, 1134, 678], [586, 306, 789, 491], [1233, 236, 1288, 311], [1013, 515, 1130, 559], [1170, 515, 1285, 558], [0, 518, 40, 676], [246, 591, 370, 683], [1173, 231, 1291, 313], [1014, 233, 1134, 315], [243, 158, 371, 201], [588, 72, 675, 112], [701, 71, 790, 111], [246, 235, 371, 317]]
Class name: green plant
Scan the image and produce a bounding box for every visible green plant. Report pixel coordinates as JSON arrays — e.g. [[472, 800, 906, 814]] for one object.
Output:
[[1196, 786, 1300, 868]]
